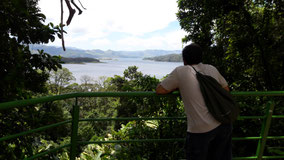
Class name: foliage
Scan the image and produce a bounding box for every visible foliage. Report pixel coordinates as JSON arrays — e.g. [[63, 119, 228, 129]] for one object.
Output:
[[0, 0, 64, 159], [111, 66, 161, 129], [48, 67, 76, 94], [177, 0, 284, 157], [1, 65, 283, 159], [107, 66, 186, 159], [0, 101, 70, 159], [0, 0, 63, 101], [177, 0, 284, 91], [39, 66, 186, 159], [31, 138, 70, 160]]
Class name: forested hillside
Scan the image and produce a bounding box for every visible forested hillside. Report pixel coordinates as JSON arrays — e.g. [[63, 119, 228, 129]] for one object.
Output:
[[144, 54, 182, 62], [177, 0, 283, 91], [61, 57, 100, 64]]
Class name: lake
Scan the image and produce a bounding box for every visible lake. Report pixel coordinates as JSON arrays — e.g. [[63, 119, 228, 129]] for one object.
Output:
[[62, 58, 182, 83]]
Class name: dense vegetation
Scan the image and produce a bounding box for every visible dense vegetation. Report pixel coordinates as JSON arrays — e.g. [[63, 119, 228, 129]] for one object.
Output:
[[176, 0, 284, 157], [177, 0, 283, 91], [0, 0, 62, 159], [144, 54, 182, 62], [0, 0, 283, 159], [1, 66, 283, 159]]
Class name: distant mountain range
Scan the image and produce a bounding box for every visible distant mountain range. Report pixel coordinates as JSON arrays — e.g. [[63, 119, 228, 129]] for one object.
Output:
[[29, 45, 181, 59]]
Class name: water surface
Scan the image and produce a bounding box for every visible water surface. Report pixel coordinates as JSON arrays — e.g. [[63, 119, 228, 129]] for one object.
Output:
[[62, 58, 182, 83]]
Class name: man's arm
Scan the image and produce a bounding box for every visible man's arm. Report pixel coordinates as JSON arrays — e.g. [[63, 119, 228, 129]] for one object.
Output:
[[157, 84, 229, 94], [156, 84, 176, 94], [156, 68, 179, 94]]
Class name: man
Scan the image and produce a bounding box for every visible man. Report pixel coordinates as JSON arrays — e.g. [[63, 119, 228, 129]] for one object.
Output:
[[156, 43, 232, 160]]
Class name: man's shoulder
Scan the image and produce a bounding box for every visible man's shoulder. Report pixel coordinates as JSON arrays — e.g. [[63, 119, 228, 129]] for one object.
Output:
[[200, 63, 218, 71], [172, 65, 187, 71], [200, 63, 215, 68], [175, 65, 192, 72]]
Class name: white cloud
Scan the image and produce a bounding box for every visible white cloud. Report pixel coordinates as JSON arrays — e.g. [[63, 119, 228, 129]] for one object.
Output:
[[115, 30, 186, 50], [46, 28, 187, 51], [40, 0, 177, 33], [39, 0, 186, 50], [91, 38, 111, 47]]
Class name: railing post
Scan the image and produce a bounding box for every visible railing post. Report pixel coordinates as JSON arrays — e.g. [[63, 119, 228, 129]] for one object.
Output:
[[70, 97, 80, 160], [256, 101, 275, 160]]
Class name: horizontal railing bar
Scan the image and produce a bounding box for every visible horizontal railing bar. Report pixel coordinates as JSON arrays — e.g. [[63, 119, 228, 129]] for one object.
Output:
[[78, 138, 186, 145], [272, 115, 284, 118], [231, 91, 284, 96], [233, 156, 284, 160], [81, 116, 266, 122], [0, 94, 77, 111], [233, 157, 257, 160], [233, 137, 261, 140], [267, 136, 284, 139], [0, 92, 178, 110], [25, 144, 71, 160], [232, 136, 284, 140], [1, 91, 284, 110], [233, 156, 257, 160], [238, 116, 264, 119], [76, 136, 284, 145], [77, 91, 180, 97], [234, 156, 284, 160], [80, 117, 187, 122], [0, 120, 71, 142], [262, 156, 284, 159], [78, 136, 267, 145]]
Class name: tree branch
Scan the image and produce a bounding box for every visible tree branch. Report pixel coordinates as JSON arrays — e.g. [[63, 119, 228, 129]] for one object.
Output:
[[60, 0, 66, 51]]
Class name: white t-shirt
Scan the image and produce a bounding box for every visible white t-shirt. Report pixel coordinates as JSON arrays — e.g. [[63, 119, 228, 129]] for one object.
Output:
[[161, 63, 228, 133]]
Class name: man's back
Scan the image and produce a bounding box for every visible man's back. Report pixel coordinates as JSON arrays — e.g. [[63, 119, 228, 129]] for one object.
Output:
[[160, 63, 228, 133]]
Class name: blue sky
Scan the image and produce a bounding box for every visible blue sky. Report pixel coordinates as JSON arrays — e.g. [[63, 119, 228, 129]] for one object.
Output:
[[39, 0, 187, 51]]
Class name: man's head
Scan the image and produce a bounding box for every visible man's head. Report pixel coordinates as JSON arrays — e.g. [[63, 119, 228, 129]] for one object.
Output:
[[182, 43, 203, 65]]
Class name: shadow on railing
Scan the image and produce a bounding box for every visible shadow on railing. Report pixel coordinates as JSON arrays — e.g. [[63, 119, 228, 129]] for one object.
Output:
[[0, 91, 284, 160]]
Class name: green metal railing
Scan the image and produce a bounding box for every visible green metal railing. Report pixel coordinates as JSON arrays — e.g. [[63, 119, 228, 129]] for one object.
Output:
[[0, 91, 284, 160]]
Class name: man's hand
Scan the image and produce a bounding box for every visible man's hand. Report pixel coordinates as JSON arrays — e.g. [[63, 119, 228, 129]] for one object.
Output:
[[223, 86, 230, 92]]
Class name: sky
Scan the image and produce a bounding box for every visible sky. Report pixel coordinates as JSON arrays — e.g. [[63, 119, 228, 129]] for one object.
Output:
[[38, 0, 187, 51]]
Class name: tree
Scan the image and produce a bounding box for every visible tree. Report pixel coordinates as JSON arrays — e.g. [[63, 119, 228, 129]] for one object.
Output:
[[177, 0, 284, 91], [177, 0, 284, 157], [48, 68, 75, 94], [0, 0, 63, 101], [108, 66, 186, 159], [0, 0, 64, 159], [110, 66, 161, 121], [79, 75, 94, 91]]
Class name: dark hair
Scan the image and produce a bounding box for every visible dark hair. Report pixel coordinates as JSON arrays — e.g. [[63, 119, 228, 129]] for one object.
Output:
[[182, 43, 203, 65]]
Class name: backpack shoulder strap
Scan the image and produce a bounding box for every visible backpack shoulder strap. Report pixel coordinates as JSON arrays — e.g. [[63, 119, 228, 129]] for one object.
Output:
[[190, 65, 198, 73]]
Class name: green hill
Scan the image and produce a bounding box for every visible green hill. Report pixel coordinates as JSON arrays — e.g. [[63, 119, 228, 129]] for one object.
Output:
[[143, 54, 182, 62], [61, 57, 100, 64]]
